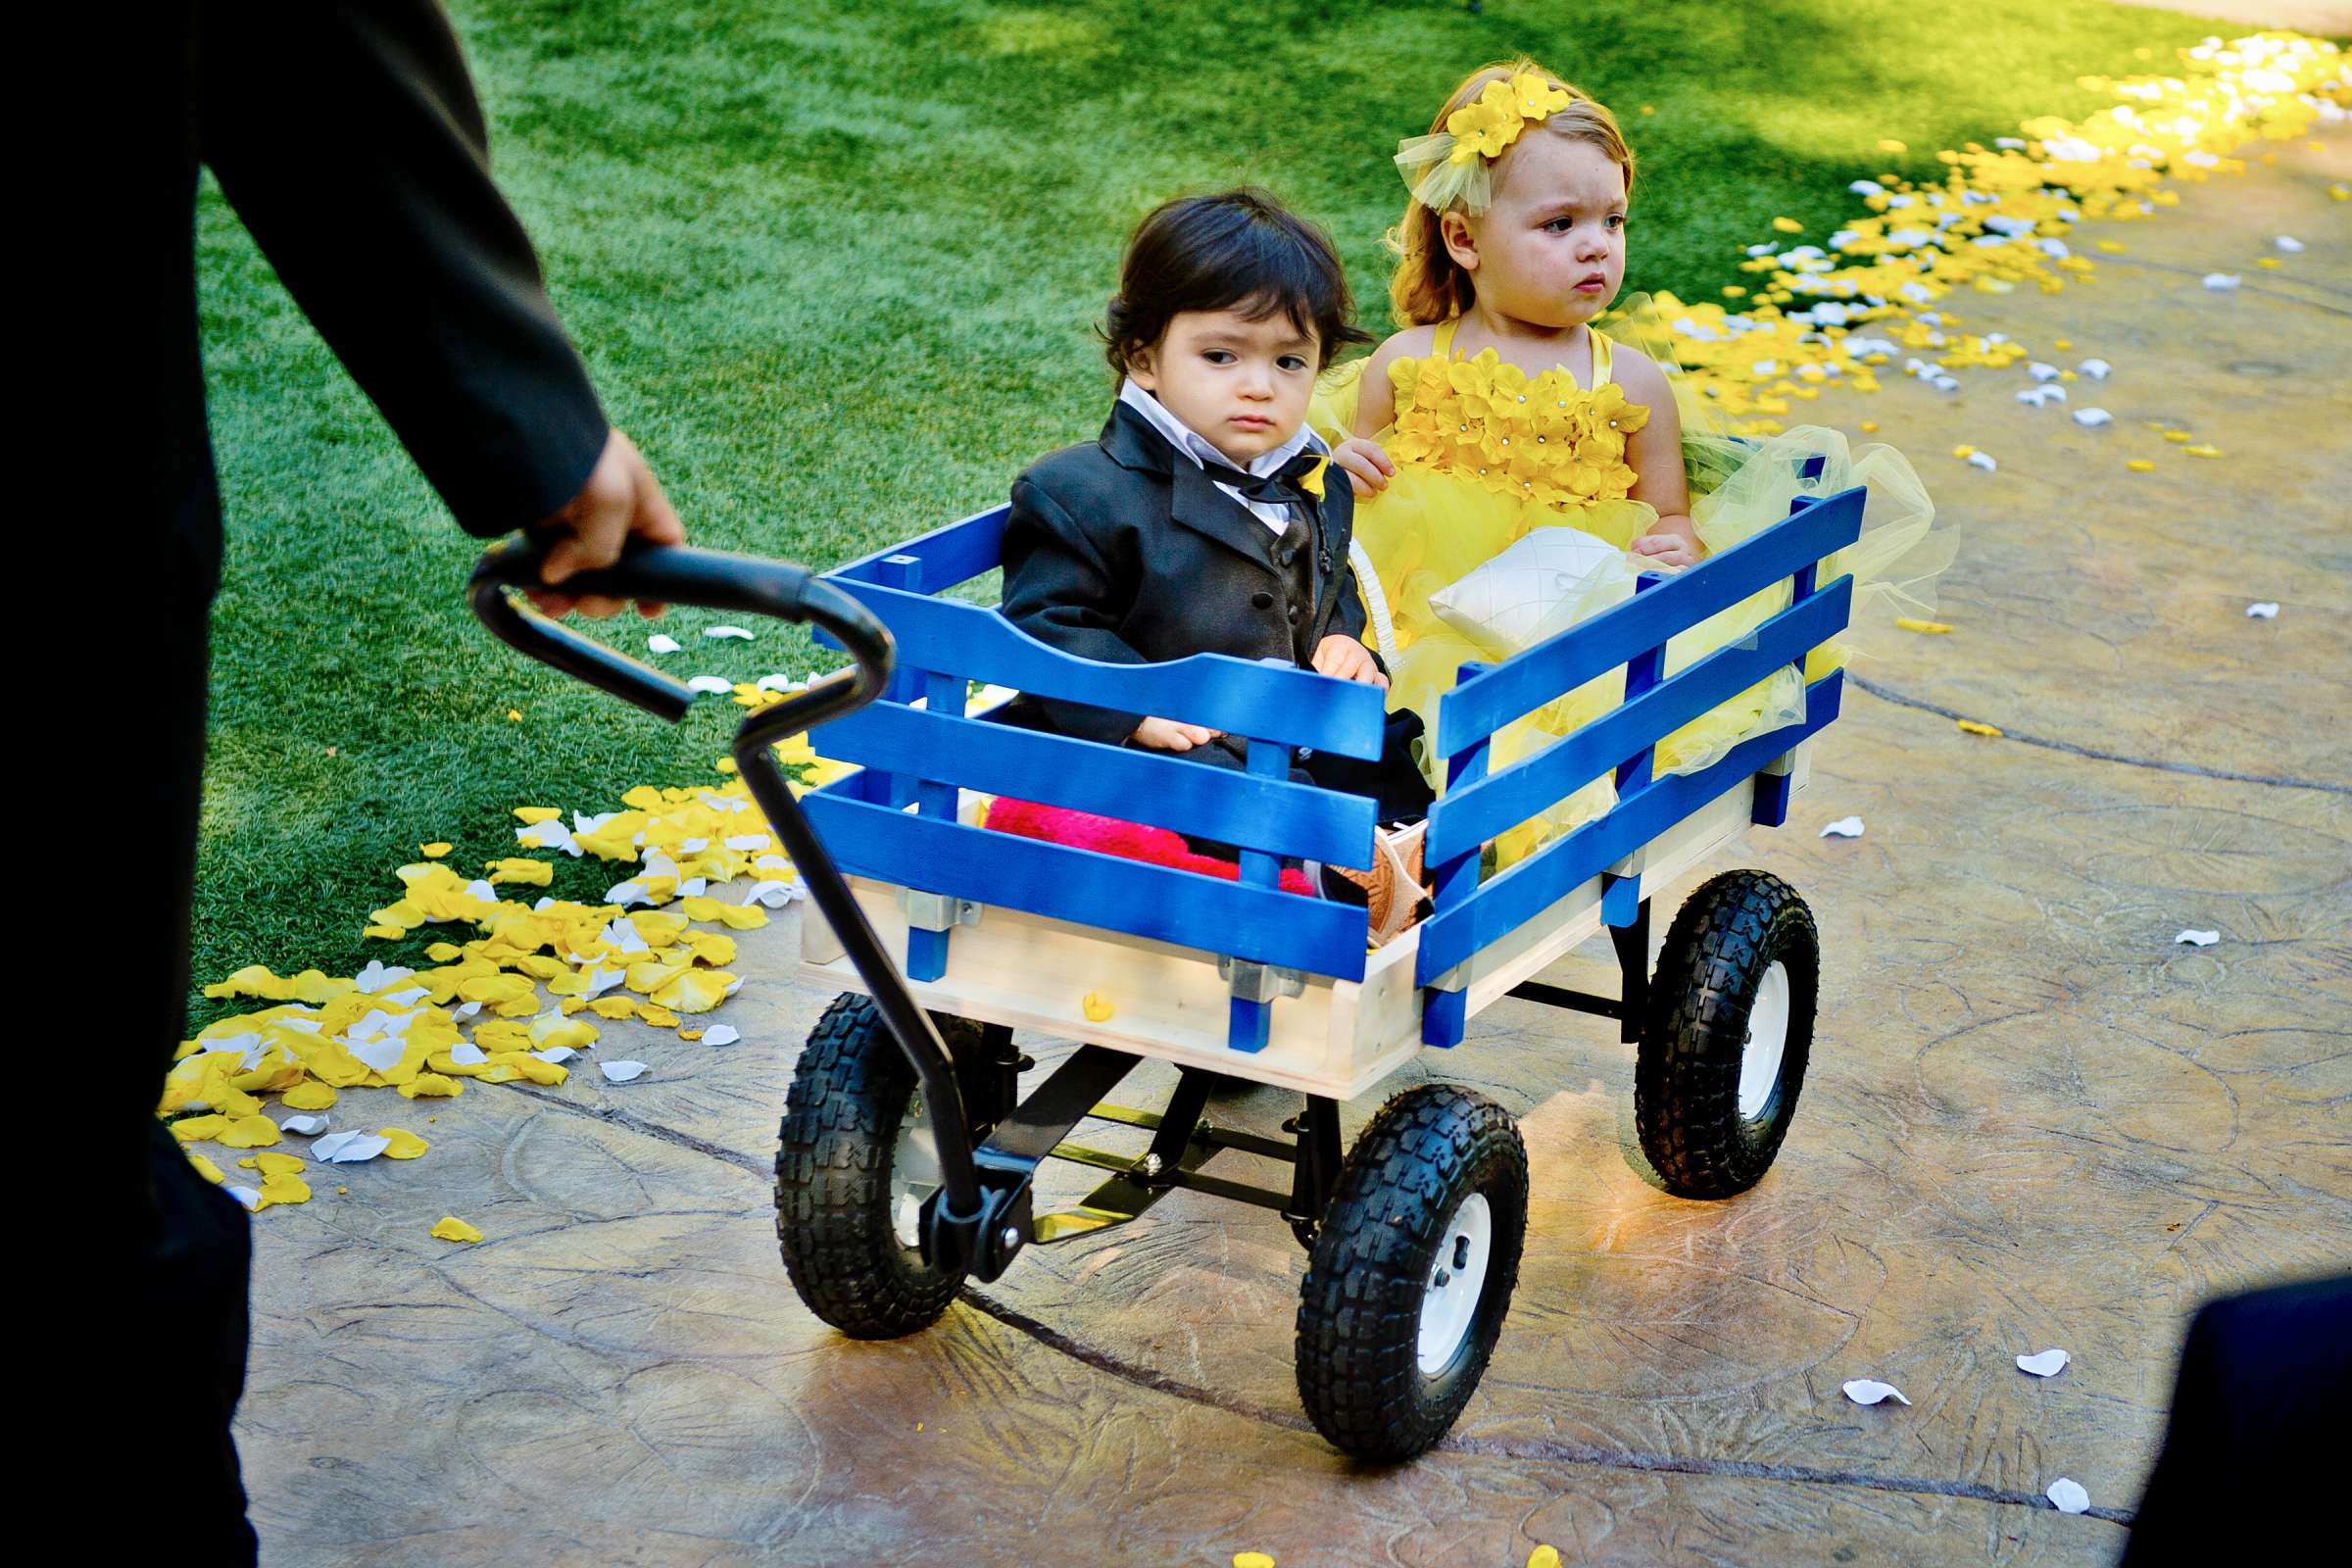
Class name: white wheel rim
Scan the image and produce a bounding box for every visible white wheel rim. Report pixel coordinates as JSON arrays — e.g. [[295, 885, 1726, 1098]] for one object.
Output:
[[890, 1091, 943, 1250], [1417, 1193, 1494, 1375], [1740, 961, 1791, 1120]]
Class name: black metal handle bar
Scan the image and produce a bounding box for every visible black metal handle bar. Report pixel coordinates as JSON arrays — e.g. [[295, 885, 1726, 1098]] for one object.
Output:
[[468, 536, 985, 1229]]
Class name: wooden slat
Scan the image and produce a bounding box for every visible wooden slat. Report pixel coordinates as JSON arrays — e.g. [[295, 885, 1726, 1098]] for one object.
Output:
[[1426, 577, 1851, 863], [802, 788, 1372, 981], [1437, 489, 1863, 750]]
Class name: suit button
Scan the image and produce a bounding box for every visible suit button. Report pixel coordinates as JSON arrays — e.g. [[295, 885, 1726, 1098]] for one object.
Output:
[[1287, 604, 1301, 624], [1277, 550, 1298, 567], [1251, 590, 1275, 611]]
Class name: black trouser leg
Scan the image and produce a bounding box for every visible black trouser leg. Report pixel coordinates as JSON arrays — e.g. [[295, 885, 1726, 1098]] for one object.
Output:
[[114, 578, 259, 1564]]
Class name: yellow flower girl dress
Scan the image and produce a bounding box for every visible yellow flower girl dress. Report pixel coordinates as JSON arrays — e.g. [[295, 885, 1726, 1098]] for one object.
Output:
[[1313, 315, 1948, 865]]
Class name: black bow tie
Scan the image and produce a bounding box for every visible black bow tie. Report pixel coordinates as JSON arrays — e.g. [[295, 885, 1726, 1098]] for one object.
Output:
[[1214, 448, 1327, 513]]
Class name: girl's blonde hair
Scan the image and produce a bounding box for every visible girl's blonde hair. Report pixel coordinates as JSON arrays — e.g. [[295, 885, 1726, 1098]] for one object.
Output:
[[1388, 60, 1636, 327]]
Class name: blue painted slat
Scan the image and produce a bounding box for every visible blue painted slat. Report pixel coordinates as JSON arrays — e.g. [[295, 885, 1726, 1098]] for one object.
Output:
[[1416, 671, 1845, 983], [828, 583, 1389, 759], [1438, 489, 1863, 751], [804, 787, 1373, 983], [1422, 662, 1494, 1049], [832, 506, 1010, 590], [1425, 578, 1852, 863], [817, 702, 1376, 868]]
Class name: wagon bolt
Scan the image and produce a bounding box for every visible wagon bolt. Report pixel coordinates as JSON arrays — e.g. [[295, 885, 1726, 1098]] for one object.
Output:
[[1000, 1225, 1021, 1252], [1138, 1152, 1164, 1180], [1433, 1268, 1452, 1289]]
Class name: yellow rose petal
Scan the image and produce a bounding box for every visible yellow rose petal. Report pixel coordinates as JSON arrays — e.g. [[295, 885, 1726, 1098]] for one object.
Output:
[[238, 1152, 306, 1176], [218, 1113, 283, 1150], [1956, 719, 2004, 737], [378, 1128, 430, 1160], [280, 1079, 338, 1110], [514, 807, 563, 824], [1530, 1549, 1564, 1568], [397, 1073, 463, 1101], [420, 843, 453, 858], [1234, 1555, 1275, 1568], [187, 1153, 226, 1184], [486, 858, 555, 887], [2095, 240, 2127, 254], [255, 1172, 313, 1209], [1858, 421, 1879, 433], [2163, 430, 2190, 442], [1894, 617, 1953, 634], [589, 997, 639, 1020], [506, 710, 523, 722], [2182, 444, 2221, 458], [1950, 445, 1975, 459], [1083, 993, 1115, 1023], [2127, 459, 2157, 472], [431, 1216, 483, 1244], [1876, 138, 1906, 153], [1771, 217, 1802, 233], [2053, 339, 2073, 351], [635, 1004, 683, 1029]]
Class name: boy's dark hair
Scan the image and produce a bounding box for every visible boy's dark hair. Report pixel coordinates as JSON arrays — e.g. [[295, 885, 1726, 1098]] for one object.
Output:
[[1102, 188, 1375, 379]]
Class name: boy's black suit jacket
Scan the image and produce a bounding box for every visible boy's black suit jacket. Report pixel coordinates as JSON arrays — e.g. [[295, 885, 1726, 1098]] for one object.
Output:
[[997, 401, 1374, 748]]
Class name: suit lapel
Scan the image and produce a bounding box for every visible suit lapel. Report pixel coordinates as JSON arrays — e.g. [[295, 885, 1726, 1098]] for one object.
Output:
[[1169, 458, 1287, 573]]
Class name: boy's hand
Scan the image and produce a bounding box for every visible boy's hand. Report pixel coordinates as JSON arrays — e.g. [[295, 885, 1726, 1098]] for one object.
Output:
[[1631, 531, 1702, 570], [1313, 635, 1389, 688], [1132, 716, 1222, 752], [1331, 437, 1395, 498], [531, 427, 687, 619]]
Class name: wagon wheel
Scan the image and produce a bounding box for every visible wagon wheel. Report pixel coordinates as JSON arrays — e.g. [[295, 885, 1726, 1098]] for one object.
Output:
[[1635, 869, 1819, 1198], [774, 993, 976, 1338], [1294, 1085, 1528, 1460]]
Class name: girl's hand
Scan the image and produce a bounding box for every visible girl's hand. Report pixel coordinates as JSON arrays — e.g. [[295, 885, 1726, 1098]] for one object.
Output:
[[1631, 532, 1702, 570], [1313, 635, 1389, 688], [1331, 437, 1396, 498], [1132, 716, 1221, 752]]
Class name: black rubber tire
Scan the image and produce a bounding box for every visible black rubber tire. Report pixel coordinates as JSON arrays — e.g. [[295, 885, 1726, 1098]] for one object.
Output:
[[1635, 869, 1819, 1199], [774, 993, 967, 1339], [1295, 1085, 1528, 1461]]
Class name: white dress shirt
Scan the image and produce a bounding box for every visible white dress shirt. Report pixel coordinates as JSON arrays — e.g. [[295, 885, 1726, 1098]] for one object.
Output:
[[1116, 378, 1328, 534]]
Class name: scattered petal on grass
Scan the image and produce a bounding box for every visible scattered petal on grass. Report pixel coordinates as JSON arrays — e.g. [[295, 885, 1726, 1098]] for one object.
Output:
[[1842, 1379, 1910, 1406], [705, 625, 755, 641], [1083, 993, 1115, 1023], [431, 1216, 483, 1244], [1957, 719, 2004, 736], [1895, 617, 1953, 634], [2073, 408, 2112, 427], [2017, 1348, 2071, 1377], [2176, 929, 2221, 947], [2202, 272, 2240, 290], [1771, 216, 1803, 233], [313, 1131, 391, 1164], [2246, 602, 2279, 618], [703, 1025, 742, 1048], [1820, 816, 1866, 839], [647, 633, 681, 655], [686, 675, 734, 695], [2046, 1479, 2090, 1514], [599, 1060, 649, 1084], [419, 843, 452, 858], [506, 709, 523, 722]]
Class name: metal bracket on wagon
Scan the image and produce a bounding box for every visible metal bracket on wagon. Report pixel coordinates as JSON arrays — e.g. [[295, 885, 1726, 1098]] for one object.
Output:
[[1219, 956, 1305, 1004], [900, 888, 982, 933]]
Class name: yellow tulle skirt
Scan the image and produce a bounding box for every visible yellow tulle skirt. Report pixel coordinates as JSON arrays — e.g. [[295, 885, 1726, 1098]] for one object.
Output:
[[1313, 361, 1949, 867]]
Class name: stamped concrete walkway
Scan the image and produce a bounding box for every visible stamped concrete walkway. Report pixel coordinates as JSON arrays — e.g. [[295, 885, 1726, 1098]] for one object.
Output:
[[233, 135, 2350, 1566]]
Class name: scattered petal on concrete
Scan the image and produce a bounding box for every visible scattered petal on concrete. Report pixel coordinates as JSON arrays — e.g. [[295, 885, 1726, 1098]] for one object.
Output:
[[2246, 602, 2279, 618], [224, 1186, 264, 1211], [2274, 235, 2304, 252], [2079, 359, 2112, 379], [2073, 408, 2113, 427], [313, 1131, 391, 1164], [2029, 362, 2061, 382], [702, 1025, 742, 1048], [599, 1060, 649, 1084], [2047, 1479, 2091, 1514], [1968, 452, 1998, 471], [278, 1114, 330, 1136], [2202, 272, 2241, 290], [1841, 1379, 1910, 1406], [1820, 816, 1866, 839], [430, 1216, 483, 1244], [2018, 1348, 2071, 1377], [2175, 929, 2221, 947]]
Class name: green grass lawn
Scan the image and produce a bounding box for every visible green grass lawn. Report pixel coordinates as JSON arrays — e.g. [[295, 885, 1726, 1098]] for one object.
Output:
[[192, 0, 2246, 1027]]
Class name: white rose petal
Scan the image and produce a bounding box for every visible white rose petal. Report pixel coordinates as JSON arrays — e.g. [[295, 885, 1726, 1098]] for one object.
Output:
[[743, 878, 800, 908], [2046, 1479, 2091, 1514], [1967, 452, 1998, 471], [2175, 928, 2221, 947], [2073, 408, 2113, 427], [2078, 359, 2111, 379], [2017, 1348, 2071, 1377], [2275, 235, 2304, 253], [686, 675, 734, 695], [2202, 272, 2240, 291], [647, 633, 682, 655], [2029, 362, 2061, 382], [599, 1060, 649, 1084], [530, 1046, 577, 1064], [224, 1186, 264, 1211], [313, 1131, 392, 1164], [705, 625, 755, 640], [703, 1025, 742, 1048], [1819, 816, 1866, 839], [448, 1041, 488, 1067], [278, 1114, 330, 1136], [1841, 1379, 1910, 1406], [2245, 602, 2279, 619]]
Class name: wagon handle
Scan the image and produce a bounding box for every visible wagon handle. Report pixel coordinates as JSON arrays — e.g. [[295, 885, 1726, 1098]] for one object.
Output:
[[468, 535, 986, 1231]]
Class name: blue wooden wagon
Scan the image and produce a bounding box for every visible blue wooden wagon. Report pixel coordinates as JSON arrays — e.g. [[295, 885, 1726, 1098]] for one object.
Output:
[[471, 474, 1861, 1461]]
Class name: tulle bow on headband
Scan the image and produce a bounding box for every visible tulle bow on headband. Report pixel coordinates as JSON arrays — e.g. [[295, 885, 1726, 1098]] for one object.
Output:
[[1395, 73, 1577, 215]]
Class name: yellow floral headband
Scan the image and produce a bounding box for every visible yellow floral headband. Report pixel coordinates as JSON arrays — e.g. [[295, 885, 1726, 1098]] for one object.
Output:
[[1395, 73, 1577, 215]]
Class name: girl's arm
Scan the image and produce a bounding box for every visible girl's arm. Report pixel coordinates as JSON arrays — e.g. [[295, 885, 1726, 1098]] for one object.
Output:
[[1332, 327, 1431, 496], [1615, 347, 1703, 568]]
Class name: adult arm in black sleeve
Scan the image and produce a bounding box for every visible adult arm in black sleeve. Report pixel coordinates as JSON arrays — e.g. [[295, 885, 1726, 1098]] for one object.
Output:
[[196, 0, 609, 536], [997, 474, 1149, 746]]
